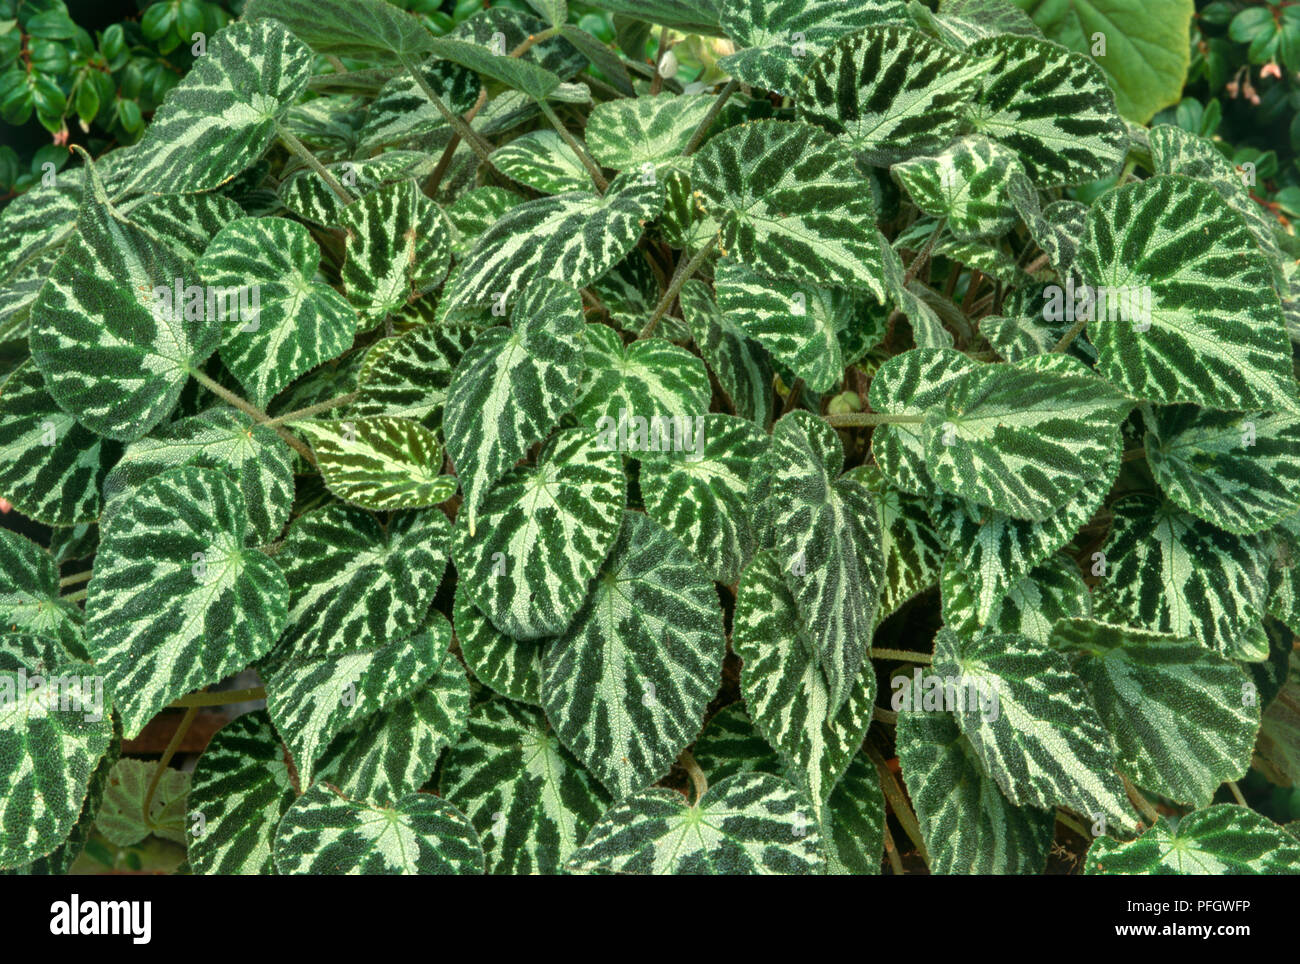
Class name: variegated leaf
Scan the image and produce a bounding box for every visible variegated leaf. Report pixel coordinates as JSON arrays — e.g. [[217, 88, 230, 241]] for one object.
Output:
[[1085, 805, 1300, 875], [0, 362, 122, 527], [425, 36, 563, 102], [1146, 406, 1300, 536], [869, 348, 978, 496], [440, 698, 610, 874], [922, 354, 1128, 521], [0, 661, 112, 869], [0, 530, 85, 660], [1053, 618, 1260, 808], [639, 414, 766, 584], [443, 280, 585, 534], [933, 627, 1136, 833], [451, 428, 624, 639], [96, 759, 190, 847], [274, 783, 484, 875], [244, 0, 435, 64], [541, 513, 725, 798], [568, 772, 824, 874], [679, 278, 774, 429], [691, 703, 784, 782], [797, 25, 989, 166], [692, 120, 887, 300], [264, 613, 454, 786], [820, 752, 886, 875], [298, 416, 456, 511], [30, 171, 218, 442], [445, 172, 662, 311], [491, 130, 591, 194], [763, 411, 884, 713], [965, 34, 1126, 187], [119, 20, 312, 196], [340, 180, 450, 324], [846, 465, 946, 622], [316, 656, 470, 802], [101, 407, 294, 545], [279, 152, 434, 228], [273, 504, 449, 660], [453, 584, 544, 706], [445, 188, 525, 259], [733, 551, 875, 804], [86, 466, 289, 736], [349, 323, 477, 431], [1076, 175, 1300, 414], [1094, 495, 1269, 660], [572, 323, 711, 427], [585, 93, 714, 172], [897, 702, 1054, 874], [976, 554, 1091, 643], [720, 0, 907, 95], [358, 59, 479, 152], [187, 711, 296, 875], [892, 137, 1021, 240], [196, 216, 356, 407], [715, 261, 855, 393]]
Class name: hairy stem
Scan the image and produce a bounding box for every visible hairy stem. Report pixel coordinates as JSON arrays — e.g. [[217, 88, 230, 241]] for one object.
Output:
[[263, 392, 359, 428], [903, 219, 946, 285], [823, 412, 924, 427], [276, 123, 354, 205], [1227, 780, 1247, 807], [59, 569, 93, 588], [1123, 774, 1162, 827], [401, 55, 497, 166], [679, 748, 708, 804], [638, 237, 718, 339], [650, 24, 672, 95], [189, 369, 318, 464], [683, 79, 739, 157], [865, 740, 930, 865], [539, 100, 608, 192], [871, 648, 932, 664], [1052, 314, 1090, 354], [142, 703, 199, 824], [62, 588, 87, 604], [882, 824, 906, 875]]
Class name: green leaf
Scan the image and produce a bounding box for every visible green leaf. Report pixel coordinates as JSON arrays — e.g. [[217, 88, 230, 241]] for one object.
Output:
[[0, 529, 85, 660], [571, 323, 712, 425], [583, 0, 723, 35], [279, 152, 434, 228], [443, 280, 585, 534], [720, 0, 907, 95], [869, 347, 979, 495], [585, 93, 714, 173], [316, 656, 470, 803], [569, 772, 824, 874], [892, 136, 1022, 241], [445, 172, 662, 312], [0, 361, 122, 526], [440, 698, 610, 874], [1053, 618, 1260, 808], [541, 513, 725, 798], [847, 465, 946, 622], [1076, 175, 1300, 414], [715, 261, 855, 393], [965, 34, 1126, 187], [101, 407, 294, 545], [0, 660, 111, 869], [424, 37, 563, 103], [733, 551, 875, 804], [639, 414, 766, 584], [1013, 0, 1194, 124], [264, 613, 455, 786], [298, 416, 457, 511], [1085, 805, 1300, 874], [445, 188, 525, 259], [452, 428, 624, 640], [679, 279, 774, 429], [244, 0, 435, 64], [692, 119, 887, 301], [120, 20, 312, 196], [763, 411, 884, 713], [491, 130, 591, 195], [273, 504, 449, 661], [187, 711, 296, 875], [349, 322, 476, 431], [358, 61, 479, 152], [921, 354, 1129, 521], [340, 180, 450, 324], [196, 216, 357, 407], [1095, 495, 1269, 659], [820, 752, 886, 875], [1146, 406, 1300, 536], [86, 466, 289, 736], [30, 177, 218, 442], [453, 583, 544, 706], [978, 554, 1091, 643], [96, 759, 189, 847], [797, 25, 990, 167], [691, 703, 784, 782], [274, 783, 484, 875], [933, 627, 1136, 833], [897, 703, 1054, 874], [1255, 651, 1300, 788]]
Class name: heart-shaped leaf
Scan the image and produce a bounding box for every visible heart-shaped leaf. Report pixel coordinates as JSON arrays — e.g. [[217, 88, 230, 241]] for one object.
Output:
[[298, 416, 458, 510]]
